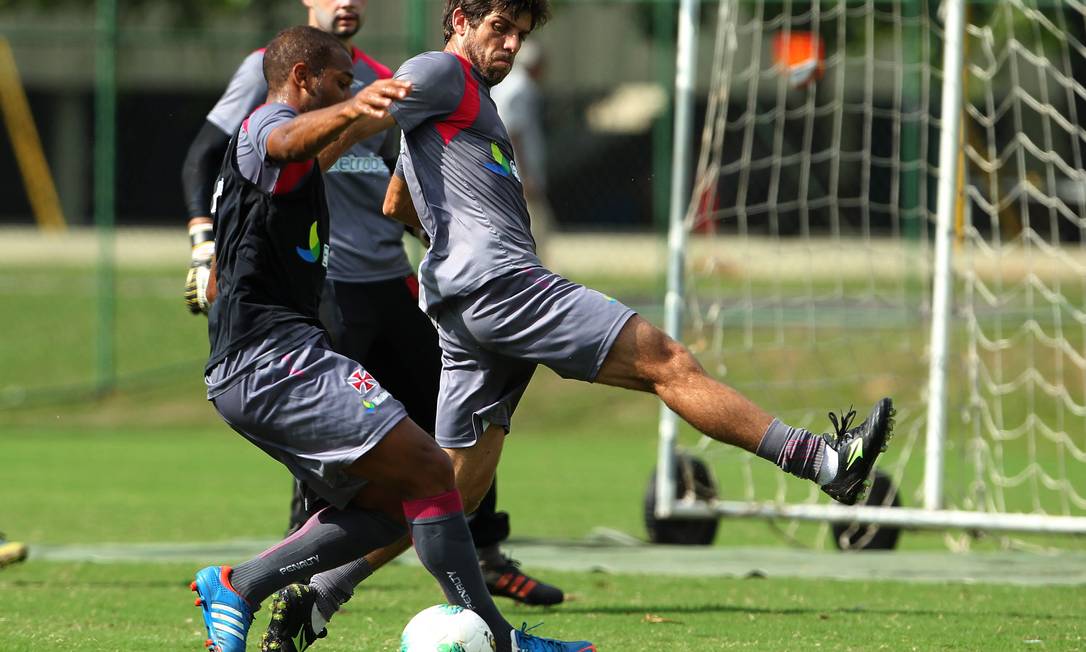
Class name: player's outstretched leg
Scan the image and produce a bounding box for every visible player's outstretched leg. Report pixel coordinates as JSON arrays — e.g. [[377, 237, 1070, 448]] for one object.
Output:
[[595, 316, 895, 504], [190, 502, 405, 651]]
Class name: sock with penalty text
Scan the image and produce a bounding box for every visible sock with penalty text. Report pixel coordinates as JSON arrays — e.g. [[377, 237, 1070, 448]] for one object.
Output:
[[756, 418, 838, 485], [228, 506, 403, 608], [404, 490, 514, 652]]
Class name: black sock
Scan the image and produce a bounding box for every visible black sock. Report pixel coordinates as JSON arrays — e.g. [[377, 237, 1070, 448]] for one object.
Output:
[[404, 490, 513, 652]]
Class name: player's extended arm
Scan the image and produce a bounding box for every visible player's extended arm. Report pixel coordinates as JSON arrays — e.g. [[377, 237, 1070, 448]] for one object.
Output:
[[383, 173, 422, 231], [266, 79, 411, 167], [181, 122, 231, 315]]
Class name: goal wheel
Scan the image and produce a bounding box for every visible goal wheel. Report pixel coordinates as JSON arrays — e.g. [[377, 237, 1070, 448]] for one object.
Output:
[[643, 454, 719, 545], [831, 469, 902, 551]]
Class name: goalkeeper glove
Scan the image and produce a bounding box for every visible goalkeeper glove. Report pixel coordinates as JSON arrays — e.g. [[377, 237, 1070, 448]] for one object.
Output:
[[185, 221, 214, 315]]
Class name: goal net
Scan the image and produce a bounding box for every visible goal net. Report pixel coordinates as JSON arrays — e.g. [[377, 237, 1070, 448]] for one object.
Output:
[[656, 0, 1086, 545]]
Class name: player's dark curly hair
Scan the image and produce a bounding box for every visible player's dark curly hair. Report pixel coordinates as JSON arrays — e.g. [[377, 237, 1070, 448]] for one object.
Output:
[[263, 25, 348, 89], [442, 0, 551, 43]]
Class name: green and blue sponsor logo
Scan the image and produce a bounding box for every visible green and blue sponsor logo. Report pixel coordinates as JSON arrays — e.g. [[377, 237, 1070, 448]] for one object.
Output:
[[296, 222, 322, 263], [483, 142, 520, 182]]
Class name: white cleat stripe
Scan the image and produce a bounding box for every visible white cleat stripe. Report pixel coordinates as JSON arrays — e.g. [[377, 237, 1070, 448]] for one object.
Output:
[[213, 621, 246, 642], [211, 612, 246, 630], [211, 602, 246, 619]]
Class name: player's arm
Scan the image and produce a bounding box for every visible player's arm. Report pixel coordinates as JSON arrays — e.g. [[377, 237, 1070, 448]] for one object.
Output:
[[383, 170, 422, 231], [266, 79, 411, 167], [182, 50, 265, 316], [314, 114, 394, 171], [181, 123, 230, 315]]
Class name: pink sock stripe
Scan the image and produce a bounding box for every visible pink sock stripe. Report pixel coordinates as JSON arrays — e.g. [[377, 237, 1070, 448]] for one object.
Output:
[[403, 489, 463, 522], [259, 505, 330, 559]]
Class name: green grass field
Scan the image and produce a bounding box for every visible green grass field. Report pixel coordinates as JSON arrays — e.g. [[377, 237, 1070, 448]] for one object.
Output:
[[2, 252, 1085, 650], [5, 561, 1083, 651]]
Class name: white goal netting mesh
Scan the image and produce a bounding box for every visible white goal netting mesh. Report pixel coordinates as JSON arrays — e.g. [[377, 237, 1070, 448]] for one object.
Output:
[[670, 0, 1086, 545]]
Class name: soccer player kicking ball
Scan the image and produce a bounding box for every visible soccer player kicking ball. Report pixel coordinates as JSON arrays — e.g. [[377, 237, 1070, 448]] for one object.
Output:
[[380, 0, 888, 642], [189, 25, 585, 652]]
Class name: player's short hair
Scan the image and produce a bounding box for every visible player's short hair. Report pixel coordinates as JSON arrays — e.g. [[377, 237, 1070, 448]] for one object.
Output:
[[263, 25, 348, 89], [442, 0, 551, 43]]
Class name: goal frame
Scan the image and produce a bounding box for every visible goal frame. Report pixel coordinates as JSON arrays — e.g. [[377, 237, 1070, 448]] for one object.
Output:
[[654, 0, 1086, 535]]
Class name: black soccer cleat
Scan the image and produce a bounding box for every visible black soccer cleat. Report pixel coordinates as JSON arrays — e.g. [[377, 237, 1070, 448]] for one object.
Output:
[[482, 552, 565, 606], [259, 584, 328, 652], [820, 398, 895, 506]]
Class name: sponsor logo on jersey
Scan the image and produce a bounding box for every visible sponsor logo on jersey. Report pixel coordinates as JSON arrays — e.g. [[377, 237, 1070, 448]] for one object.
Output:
[[296, 222, 322, 263], [327, 154, 389, 175], [483, 142, 521, 182], [362, 391, 391, 413], [347, 368, 379, 394]]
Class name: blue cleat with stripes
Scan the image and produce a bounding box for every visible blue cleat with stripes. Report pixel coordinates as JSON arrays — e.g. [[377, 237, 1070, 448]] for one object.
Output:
[[511, 624, 596, 652], [191, 565, 254, 652]]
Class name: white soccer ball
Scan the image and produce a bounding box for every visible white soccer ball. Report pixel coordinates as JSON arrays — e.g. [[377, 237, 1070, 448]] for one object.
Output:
[[400, 604, 496, 652]]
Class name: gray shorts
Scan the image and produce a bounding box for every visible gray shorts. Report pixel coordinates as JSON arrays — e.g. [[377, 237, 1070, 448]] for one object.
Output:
[[211, 337, 408, 509], [434, 267, 636, 448]]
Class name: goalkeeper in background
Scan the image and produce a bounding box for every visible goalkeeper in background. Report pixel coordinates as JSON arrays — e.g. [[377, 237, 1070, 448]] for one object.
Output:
[[181, 0, 564, 635]]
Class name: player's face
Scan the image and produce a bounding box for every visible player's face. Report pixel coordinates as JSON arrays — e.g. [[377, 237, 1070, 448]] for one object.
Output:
[[305, 51, 355, 111], [305, 0, 367, 39], [462, 10, 533, 86]]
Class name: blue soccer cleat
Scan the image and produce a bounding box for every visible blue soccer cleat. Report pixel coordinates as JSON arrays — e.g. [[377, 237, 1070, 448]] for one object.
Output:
[[511, 624, 596, 652], [191, 565, 255, 652]]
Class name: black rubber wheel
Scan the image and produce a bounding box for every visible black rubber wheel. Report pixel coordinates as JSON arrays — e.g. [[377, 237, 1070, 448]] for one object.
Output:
[[644, 453, 719, 545], [831, 468, 902, 551]]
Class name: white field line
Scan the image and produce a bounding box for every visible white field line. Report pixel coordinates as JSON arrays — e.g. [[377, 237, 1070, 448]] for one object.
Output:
[[26, 536, 1086, 586]]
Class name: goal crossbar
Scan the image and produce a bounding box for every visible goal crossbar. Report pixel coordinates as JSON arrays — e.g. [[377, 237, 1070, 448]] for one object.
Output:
[[669, 501, 1086, 535]]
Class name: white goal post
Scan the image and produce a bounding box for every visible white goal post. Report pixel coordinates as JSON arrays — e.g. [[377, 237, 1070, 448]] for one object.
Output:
[[656, 0, 1086, 536]]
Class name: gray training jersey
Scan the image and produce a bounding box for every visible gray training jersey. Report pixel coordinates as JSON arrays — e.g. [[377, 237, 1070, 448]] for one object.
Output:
[[390, 52, 541, 313], [206, 46, 412, 284]]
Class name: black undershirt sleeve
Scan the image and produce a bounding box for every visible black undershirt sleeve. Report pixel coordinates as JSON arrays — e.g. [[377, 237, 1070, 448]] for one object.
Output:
[[181, 120, 232, 220], [379, 126, 402, 174]]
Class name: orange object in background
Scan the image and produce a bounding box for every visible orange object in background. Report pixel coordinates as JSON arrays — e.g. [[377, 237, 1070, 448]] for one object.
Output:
[[772, 31, 825, 88]]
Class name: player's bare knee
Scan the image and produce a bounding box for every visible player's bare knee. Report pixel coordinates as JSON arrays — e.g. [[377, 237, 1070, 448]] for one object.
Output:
[[404, 443, 456, 499]]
